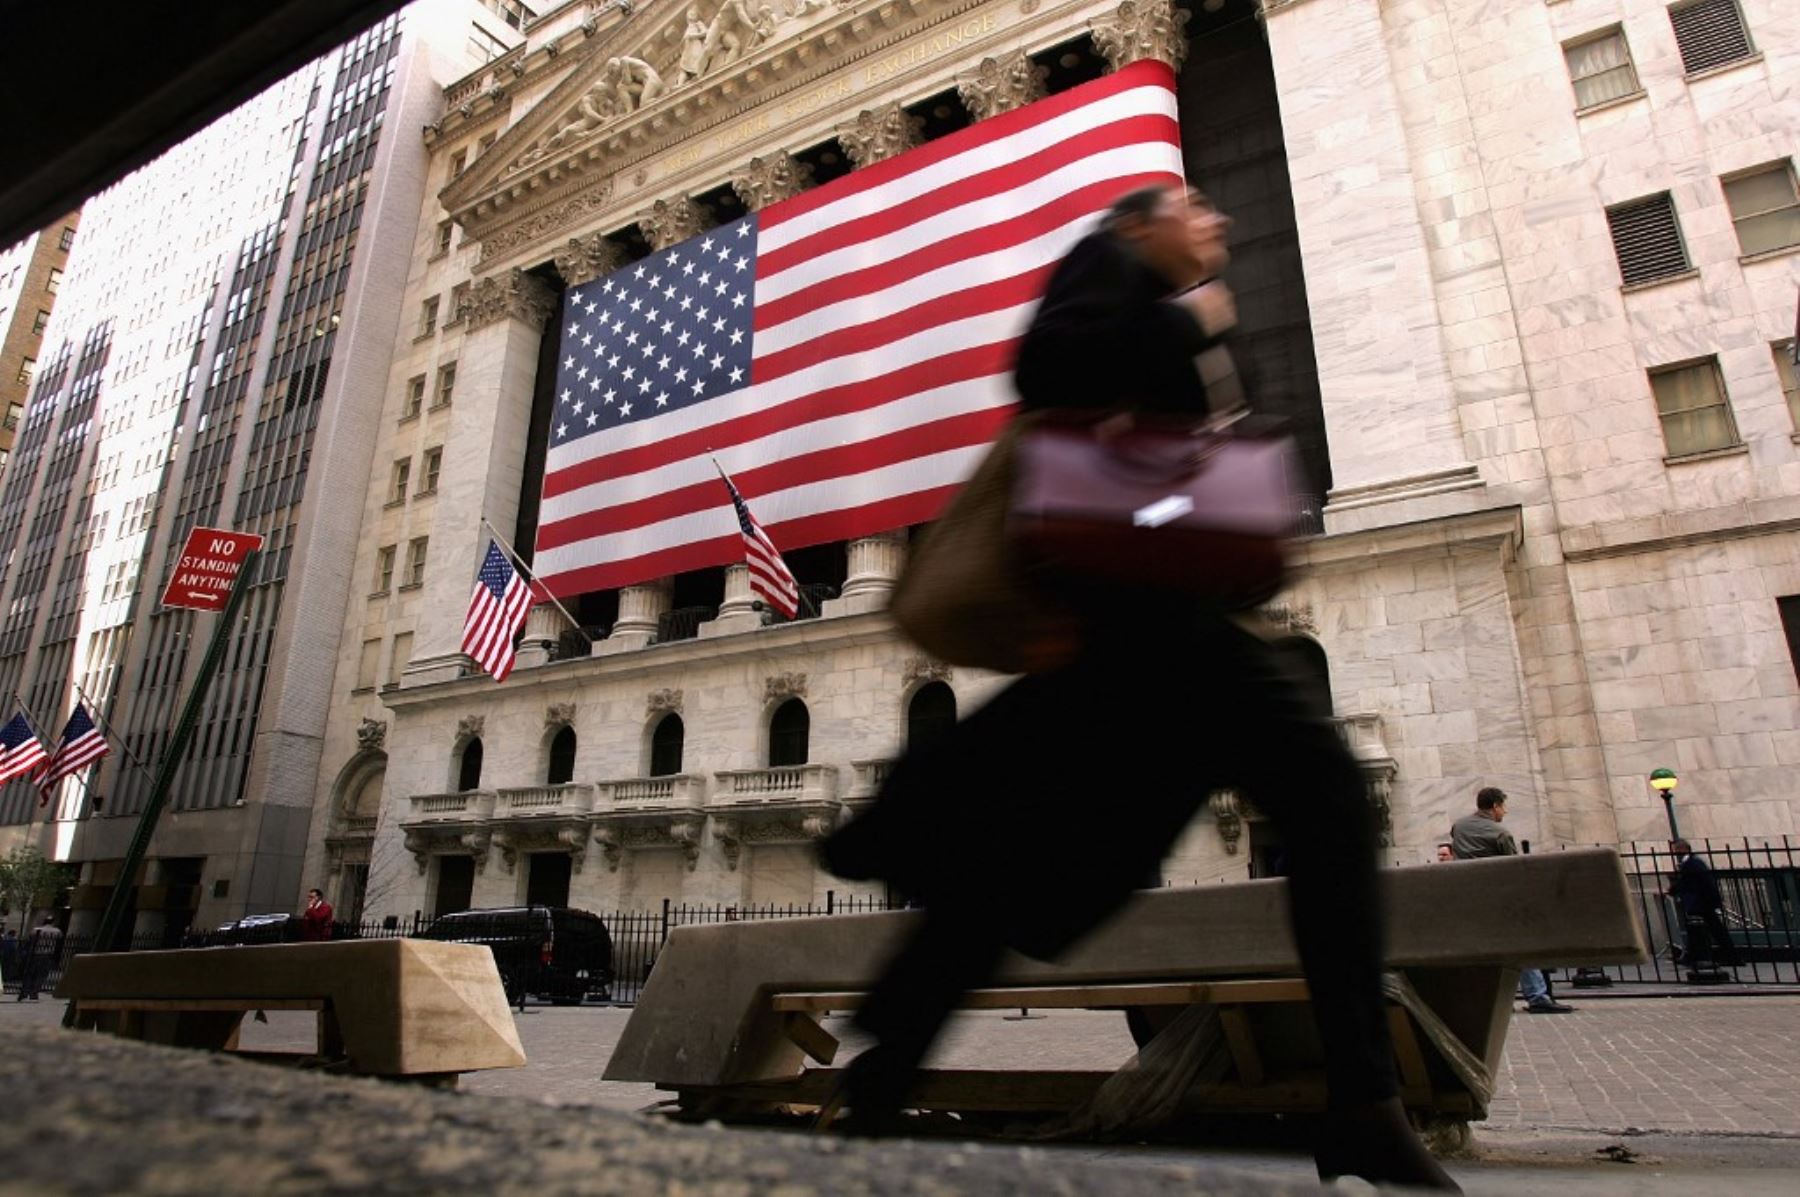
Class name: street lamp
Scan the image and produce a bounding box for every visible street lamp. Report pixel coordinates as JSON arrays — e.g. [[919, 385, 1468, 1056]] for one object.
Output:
[[1649, 768, 1680, 839]]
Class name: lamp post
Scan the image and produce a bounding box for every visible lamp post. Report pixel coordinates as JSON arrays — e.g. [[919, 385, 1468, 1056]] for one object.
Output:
[[1649, 768, 1680, 839]]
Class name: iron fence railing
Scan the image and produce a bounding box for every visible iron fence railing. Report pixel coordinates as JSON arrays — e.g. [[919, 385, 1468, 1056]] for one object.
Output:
[[1553, 836, 1800, 986]]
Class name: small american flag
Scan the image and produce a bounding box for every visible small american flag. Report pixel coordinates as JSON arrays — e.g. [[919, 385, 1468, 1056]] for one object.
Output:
[[716, 462, 800, 618], [462, 541, 533, 683], [533, 61, 1182, 595], [38, 702, 110, 805], [0, 712, 48, 785]]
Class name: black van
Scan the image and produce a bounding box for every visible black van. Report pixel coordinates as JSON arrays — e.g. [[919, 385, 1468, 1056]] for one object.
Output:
[[418, 906, 612, 1005]]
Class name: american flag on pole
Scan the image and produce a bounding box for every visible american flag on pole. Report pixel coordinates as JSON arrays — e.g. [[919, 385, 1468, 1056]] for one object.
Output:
[[38, 703, 110, 805], [0, 712, 48, 785], [716, 462, 800, 618], [533, 61, 1183, 596], [462, 541, 533, 683]]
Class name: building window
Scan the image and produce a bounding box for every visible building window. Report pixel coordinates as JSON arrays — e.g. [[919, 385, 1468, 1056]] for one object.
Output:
[[403, 374, 426, 419], [434, 855, 475, 917], [3, 403, 22, 431], [1721, 162, 1800, 258], [1564, 27, 1641, 110], [418, 446, 443, 495], [1776, 342, 1800, 431], [906, 682, 956, 752], [16, 358, 34, 385], [388, 458, 411, 505], [457, 737, 484, 792], [419, 296, 439, 337], [482, 0, 533, 31], [1605, 193, 1690, 286], [58, 227, 74, 251], [435, 221, 453, 256], [31, 309, 48, 335], [434, 361, 456, 408], [468, 24, 510, 64], [547, 726, 576, 785], [449, 150, 467, 178], [356, 638, 381, 691], [1650, 357, 1739, 457], [1779, 596, 1800, 687], [448, 282, 470, 325], [45, 268, 61, 295], [405, 537, 429, 588], [373, 545, 396, 593], [1669, 0, 1755, 76], [388, 631, 412, 687], [649, 713, 684, 777], [768, 698, 810, 767]]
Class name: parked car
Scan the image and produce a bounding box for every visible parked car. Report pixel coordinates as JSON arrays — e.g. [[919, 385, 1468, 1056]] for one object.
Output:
[[189, 913, 362, 946], [418, 906, 612, 1005]]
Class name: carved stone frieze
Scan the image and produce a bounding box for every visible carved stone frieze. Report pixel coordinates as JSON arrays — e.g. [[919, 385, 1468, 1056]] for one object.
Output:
[[764, 672, 807, 702], [456, 715, 486, 742], [712, 808, 838, 870], [463, 268, 559, 333], [461, 828, 493, 873], [902, 657, 952, 686], [638, 195, 713, 250], [1210, 790, 1243, 855], [1260, 601, 1318, 637], [593, 813, 704, 870], [730, 151, 815, 212], [546, 702, 577, 729], [646, 688, 684, 715], [956, 49, 1048, 122], [1091, 0, 1190, 74], [837, 103, 924, 169], [478, 186, 615, 266], [356, 718, 387, 752], [515, 55, 666, 171], [553, 232, 627, 288]]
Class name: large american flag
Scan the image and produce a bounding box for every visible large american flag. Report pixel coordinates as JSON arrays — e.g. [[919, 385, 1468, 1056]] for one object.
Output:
[[533, 61, 1183, 596], [38, 702, 110, 805], [0, 712, 48, 785], [462, 541, 533, 683]]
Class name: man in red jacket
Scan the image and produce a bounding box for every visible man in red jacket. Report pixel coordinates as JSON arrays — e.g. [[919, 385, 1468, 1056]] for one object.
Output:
[[299, 888, 333, 941]]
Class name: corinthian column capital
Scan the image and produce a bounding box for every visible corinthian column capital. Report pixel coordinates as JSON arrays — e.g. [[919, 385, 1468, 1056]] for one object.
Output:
[[836, 103, 924, 170], [1091, 0, 1191, 74], [956, 49, 1049, 121]]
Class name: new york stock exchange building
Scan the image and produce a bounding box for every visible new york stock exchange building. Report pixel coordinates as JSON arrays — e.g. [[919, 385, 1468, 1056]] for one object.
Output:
[[308, 0, 1800, 926]]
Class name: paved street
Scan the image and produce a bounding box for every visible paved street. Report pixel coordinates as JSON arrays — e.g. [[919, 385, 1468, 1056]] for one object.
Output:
[[7, 993, 1800, 1192]]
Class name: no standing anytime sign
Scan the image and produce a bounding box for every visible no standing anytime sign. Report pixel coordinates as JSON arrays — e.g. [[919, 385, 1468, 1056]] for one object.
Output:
[[160, 526, 265, 612]]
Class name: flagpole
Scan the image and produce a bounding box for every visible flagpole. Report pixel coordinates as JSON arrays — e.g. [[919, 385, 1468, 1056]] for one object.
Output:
[[7, 693, 72, 819], [710, 455, 808, 622], [478, 517, 592, 647]]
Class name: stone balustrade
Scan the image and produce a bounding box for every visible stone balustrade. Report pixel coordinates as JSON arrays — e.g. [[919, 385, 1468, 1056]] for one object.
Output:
[[407, 790, 497, 822], [846, 759, 894, 800], [711, 763, 839, 806], [494, 783, 594, 818], [594, 774, 706, 808]]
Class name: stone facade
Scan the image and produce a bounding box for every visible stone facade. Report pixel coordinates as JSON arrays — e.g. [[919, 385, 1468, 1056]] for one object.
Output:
[[303, 0, 1800, 927]]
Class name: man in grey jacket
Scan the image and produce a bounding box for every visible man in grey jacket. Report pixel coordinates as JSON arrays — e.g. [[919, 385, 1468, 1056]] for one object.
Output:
[[1450, 788, 1574, 1013]]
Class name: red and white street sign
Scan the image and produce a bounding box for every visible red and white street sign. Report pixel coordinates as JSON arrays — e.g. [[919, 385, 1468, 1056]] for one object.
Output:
[[160, 526, 265, 612]]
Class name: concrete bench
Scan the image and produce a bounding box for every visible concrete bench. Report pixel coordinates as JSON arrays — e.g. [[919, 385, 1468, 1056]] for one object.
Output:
[[58, 939, 526, 1084], [606, 849, 1645, 1133]]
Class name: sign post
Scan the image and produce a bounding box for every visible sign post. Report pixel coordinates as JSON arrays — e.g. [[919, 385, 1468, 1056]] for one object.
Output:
[[90, 527, 264, 956]]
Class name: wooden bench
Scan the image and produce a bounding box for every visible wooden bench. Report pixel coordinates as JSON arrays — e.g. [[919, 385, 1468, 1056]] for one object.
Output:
[[605, 850, 1645, 1133], [58, 939, 527, 1084]]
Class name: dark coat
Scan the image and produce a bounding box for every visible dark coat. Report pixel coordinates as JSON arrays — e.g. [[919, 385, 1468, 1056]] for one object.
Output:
[[1672, 853, 1723, 915], [822, 227, 1242, 959]]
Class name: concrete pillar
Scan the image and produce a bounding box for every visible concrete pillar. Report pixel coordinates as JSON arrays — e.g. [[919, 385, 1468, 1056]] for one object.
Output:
[[514, 603, 568, 669], [829, 531, 908, 615], [602, 577, 671, 652]]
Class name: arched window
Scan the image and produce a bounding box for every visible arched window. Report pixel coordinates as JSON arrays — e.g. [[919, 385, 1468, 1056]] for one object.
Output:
[[457, 738, 483, 792], [547, 726, 576, 785], [649, 713, 684, 777], [906, 681, 956, 752], [768, 698, 809, 767]]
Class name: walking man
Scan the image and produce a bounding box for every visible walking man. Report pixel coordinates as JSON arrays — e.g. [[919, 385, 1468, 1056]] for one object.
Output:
[[1670, 839, 1738, 976], [16, 914, 62, 1001], [1450, 787, 1573, 1013]]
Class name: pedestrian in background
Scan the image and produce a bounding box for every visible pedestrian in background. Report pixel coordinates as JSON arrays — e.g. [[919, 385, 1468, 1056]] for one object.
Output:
[[16, 915, 62, 1001], [0, 927, 18, 984], [1670, 839, 1738, 974], [1450, 787, 1573, 1014], [299, 887, 333, 942]]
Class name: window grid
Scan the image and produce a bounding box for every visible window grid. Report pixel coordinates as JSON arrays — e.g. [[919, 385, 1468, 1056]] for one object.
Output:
[[1721, 162, 1800, 258], [1649, 357, 1740, 457], [1564, 27, 1640, 110]]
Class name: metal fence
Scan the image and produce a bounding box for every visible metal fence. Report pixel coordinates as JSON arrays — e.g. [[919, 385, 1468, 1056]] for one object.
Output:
[[1560, 837, 1800, 987]]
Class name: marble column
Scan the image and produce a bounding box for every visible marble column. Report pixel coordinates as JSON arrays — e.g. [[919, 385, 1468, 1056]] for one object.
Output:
[[603, 576, 672, 652], [1260, 0, 1482, 532], [402, 268, 556, 686], [956, 49, 1049, 121], [514, 602, 571, 669], [701, 564, 765, 637], [1090, 0, 1190, 74]]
